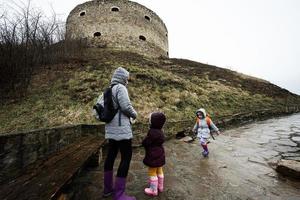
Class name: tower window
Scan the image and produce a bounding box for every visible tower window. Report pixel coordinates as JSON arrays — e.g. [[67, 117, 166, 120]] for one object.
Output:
[[111, 7, 120, 12], [94, 32, 101, 37], [145, 16, 150, 21], [139, 35, 146, 41], [79, 11, 86, 16]]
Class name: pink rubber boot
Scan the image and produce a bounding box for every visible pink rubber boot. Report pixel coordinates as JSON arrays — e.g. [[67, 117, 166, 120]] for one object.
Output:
[[144, 176, 158, 196], [157, 175, 164, 192]]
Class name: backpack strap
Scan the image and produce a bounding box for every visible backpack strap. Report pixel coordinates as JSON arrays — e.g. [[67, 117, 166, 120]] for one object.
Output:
[[196, 117, 203, 130], [205, 117, 211, 127], [196, 117, 211, 129], [206, 117, 212, 131], [111, 84, 120, 108]]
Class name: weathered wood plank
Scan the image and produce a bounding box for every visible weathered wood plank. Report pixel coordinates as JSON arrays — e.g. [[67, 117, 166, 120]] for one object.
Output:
[[0, 136, 104, 200]]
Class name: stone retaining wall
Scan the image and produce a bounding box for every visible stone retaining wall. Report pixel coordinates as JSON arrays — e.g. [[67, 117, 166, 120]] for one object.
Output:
[[0, 119, 192, 184], [214, 107, 300, 129], [0, 124, 104, 184]]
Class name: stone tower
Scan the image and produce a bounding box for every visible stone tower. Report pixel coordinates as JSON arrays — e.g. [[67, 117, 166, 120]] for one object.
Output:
[[66, 0, 169, 58]]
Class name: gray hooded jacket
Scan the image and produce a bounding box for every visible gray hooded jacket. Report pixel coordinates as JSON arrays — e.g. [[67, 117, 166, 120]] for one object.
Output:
[[97, 67, 137, 141]]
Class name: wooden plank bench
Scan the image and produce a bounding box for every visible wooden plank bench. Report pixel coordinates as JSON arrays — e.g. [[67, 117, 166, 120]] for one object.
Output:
[[0, 136, 105, 200]]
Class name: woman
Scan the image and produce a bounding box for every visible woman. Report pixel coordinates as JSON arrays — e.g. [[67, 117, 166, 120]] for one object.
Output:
[[99, 67, 137, 200]]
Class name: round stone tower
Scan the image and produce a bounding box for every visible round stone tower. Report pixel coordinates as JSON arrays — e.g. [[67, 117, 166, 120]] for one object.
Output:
[[66, 0, 169, 58]]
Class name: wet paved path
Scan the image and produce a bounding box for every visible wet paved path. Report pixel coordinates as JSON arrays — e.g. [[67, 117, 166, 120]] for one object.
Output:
[[66, 114, 300, 200]]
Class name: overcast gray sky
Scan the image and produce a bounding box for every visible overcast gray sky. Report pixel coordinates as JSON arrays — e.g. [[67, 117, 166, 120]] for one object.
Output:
[[1, 0, 300, 95]]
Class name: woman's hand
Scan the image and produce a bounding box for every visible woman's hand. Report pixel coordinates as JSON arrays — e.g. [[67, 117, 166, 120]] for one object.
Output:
[[130, 118, 136, 124]]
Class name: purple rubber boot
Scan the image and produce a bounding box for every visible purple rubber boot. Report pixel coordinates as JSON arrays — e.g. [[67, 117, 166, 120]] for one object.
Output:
[[113, 177, 136, 200], [103, 171, 113, 197], [202, 150, 209, 157], [201, 144, 209, 157]]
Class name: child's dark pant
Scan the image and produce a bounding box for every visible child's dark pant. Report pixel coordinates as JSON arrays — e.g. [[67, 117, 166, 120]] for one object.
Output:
[[104, 139, 132, 178]]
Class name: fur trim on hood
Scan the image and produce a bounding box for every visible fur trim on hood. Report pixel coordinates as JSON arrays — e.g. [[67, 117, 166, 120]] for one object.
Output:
[[195, 108, 206, 117]]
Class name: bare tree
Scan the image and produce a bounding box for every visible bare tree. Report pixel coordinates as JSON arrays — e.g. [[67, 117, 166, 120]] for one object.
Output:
[[0, 0, 85, 103]]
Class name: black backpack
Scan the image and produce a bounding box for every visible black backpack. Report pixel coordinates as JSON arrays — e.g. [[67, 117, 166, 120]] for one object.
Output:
[[93, 85, 119, 123]]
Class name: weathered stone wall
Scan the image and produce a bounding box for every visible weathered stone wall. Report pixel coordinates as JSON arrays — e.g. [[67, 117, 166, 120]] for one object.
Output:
[[0, 124, 104, 184], [66, 0, 169, 58], [0, 120, 189, 184]]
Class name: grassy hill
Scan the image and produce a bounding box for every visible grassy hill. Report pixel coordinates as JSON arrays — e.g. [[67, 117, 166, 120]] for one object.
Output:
[[1, 49, 299, 134]]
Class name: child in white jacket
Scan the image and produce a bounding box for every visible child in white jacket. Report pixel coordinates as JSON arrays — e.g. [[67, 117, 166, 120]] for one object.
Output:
[[193, 108, 220, 157]]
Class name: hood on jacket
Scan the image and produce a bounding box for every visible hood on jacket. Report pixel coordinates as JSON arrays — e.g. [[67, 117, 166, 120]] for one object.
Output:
[[111, 67, 129, 86], [195, 108, 206, 117], [150, 112, 166, 129]]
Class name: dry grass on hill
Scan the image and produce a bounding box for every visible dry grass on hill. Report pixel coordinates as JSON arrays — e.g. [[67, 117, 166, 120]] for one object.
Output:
[[0, 49, 299, 134]]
